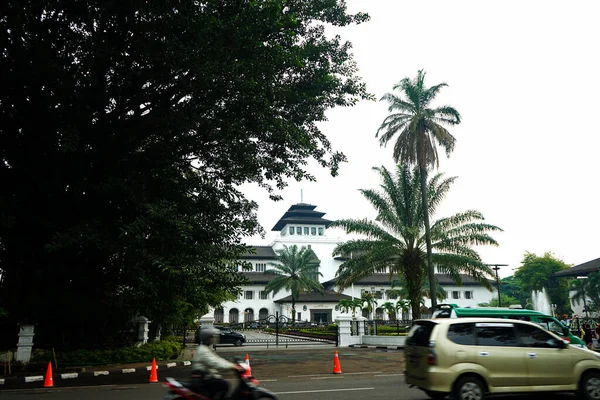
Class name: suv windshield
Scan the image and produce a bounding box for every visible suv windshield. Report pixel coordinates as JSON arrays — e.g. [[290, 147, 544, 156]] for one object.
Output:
[[406, 321, 437, 346]]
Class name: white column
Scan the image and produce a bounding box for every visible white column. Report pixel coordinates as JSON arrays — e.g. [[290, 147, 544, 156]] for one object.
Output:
[[335, 315, 352, 347], [135, 316, 151, 346], [199, 315, 215, 329], [356, 316, 368, 337], [15, 324, 35, 363]]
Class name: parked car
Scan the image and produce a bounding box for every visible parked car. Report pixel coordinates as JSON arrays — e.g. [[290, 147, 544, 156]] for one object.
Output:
[[193, 326, 246, 346], [405, 317, 600, 400]]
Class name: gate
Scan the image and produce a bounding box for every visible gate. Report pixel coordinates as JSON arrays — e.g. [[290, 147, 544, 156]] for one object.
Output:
[[226, 312, 338, 347]]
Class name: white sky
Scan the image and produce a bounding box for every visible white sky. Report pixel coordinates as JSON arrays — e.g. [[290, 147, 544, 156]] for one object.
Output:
[[241, 0, 600, 279]]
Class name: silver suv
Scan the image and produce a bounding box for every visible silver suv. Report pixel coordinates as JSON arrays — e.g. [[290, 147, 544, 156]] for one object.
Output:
[[404, 317, 600, 400]]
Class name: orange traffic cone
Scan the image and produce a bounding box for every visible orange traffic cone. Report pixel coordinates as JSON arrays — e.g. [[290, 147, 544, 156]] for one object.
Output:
[[245, 354, 251, 374], [333, 351, 342, 374], [44, 362, 54, 387], [149, 358, 158, 383]]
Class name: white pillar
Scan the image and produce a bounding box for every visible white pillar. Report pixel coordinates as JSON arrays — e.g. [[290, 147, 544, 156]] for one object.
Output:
[[15, 324, 35, 363], [356, 316, 368, 337], [135, 316, 151, 346], [199, 315, 215, 330], [336, 316, 352, 347]]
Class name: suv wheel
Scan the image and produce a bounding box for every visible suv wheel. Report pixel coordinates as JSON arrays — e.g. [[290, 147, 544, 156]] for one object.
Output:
[[234, 339, 243, 346], [454, 376, 485, 400], [580, 371, 600, 400]]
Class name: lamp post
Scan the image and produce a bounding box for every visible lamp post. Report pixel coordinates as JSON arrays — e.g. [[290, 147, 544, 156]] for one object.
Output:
[[577, 276, 589, 317], [487, 264, 508, 307]]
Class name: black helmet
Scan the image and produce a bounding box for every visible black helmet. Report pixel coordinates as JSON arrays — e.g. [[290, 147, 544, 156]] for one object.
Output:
[[198, 326, 220, 345]]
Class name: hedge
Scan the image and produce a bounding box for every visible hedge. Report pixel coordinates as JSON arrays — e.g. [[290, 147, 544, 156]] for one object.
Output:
[[31, 339, 182, 366]]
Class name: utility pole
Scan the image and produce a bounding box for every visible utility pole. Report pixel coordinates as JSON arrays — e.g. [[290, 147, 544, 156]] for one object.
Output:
[[487, 264, 508, 307]]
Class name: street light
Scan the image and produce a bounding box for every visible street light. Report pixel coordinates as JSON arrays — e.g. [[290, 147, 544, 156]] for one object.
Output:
[[577, 276, 589, 317], [487, 264, 508, 307]]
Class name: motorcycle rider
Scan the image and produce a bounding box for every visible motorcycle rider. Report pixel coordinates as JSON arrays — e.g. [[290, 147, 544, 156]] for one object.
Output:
[[191, 326, 244, 399]]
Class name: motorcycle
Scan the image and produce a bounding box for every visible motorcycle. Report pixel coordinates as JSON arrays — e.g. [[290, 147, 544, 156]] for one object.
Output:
[[162, 359, 278, 400]]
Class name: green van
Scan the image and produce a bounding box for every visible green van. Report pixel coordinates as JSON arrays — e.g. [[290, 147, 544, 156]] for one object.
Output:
[[432, 303, 585, 348]]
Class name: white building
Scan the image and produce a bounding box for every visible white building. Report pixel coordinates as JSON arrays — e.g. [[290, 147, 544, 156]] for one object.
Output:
[[209, 202, 495, 324]]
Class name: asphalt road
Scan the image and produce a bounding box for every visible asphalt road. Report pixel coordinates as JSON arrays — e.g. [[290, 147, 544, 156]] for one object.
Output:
[[0, 374, 579, 400]]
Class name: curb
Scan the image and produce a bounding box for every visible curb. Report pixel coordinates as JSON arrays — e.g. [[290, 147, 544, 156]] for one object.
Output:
[[348, 345, 404, 350], [0, 360, 191, 388]]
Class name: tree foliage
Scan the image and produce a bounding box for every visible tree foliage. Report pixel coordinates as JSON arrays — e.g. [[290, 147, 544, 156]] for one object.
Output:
[[331, 164, 501, 319], [0, 0, 369, 347], [376, 70, 461, 308], [514, 252, 572, 315]]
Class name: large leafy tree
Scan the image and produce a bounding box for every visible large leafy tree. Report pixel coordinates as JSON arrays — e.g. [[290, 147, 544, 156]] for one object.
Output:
[[376, 70, 461, 308], [264, 245, 324, 323], [0, 0, 369, 347], [514, 252, 572, 315], [331, 164, 500, 319]]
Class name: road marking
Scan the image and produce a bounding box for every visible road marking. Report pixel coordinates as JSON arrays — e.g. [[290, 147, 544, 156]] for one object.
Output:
[[60, 373, 79, 379], [260, 379, 278, 382], [94, 371, 109, 376], [289, 371, 381, 378], [274, 387, 375, 395], [310, 376, 344, 380], [122, 369, 136, 374], [375, 374, 404, 377], [24, 376, 44, 383]]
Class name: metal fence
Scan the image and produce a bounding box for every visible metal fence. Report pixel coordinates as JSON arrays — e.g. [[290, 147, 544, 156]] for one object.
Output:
[[351, 319, 413, 336]]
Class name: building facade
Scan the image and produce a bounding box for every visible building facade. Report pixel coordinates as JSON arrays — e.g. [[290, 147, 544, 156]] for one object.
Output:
[[208, 203, 495, 324]]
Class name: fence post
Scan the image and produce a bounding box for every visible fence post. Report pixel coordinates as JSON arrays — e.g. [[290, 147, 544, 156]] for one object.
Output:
[[275, 312, 279, 347], [336, 316, 351, 347]]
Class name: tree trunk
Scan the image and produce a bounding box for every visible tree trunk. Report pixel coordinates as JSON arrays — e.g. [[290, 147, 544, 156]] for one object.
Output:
[[419, 165, 437, 310]]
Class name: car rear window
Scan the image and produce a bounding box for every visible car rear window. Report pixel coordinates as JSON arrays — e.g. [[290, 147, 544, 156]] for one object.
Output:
[[448, 322, 475, 345], [406, 321, 437, 347]]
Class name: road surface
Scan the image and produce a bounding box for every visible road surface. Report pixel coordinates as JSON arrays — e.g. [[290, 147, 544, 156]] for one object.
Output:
[[0, 372, 579, 400]]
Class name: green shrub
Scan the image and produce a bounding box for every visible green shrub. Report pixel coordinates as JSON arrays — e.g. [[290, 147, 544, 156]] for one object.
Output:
[[31, 341, 182, 366]]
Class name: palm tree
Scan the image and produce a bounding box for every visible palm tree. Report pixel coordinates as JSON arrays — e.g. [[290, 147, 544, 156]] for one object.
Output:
[[381, 301, 396, 320], [331, 164, 501, 319], [395, 299, 410, 320], [360, 291, 378, 319], [376, 70, 461, 309], [338, 298, 363, 317], [264, 245, 324, 323]]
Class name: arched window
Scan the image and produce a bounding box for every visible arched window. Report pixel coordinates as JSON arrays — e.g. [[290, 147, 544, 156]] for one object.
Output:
[[362, 308, 369, 318], [229, 308, 239, 324], [259, 308, 269, 321], [244, 308, 254, 322], [214, 308, 224, 323], [375, 307, 384, 320]]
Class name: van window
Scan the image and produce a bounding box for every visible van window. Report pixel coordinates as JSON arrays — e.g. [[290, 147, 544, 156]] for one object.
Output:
[[448, 323, 475, 345], [537, 317, 567, 337], [476, 324, 518, 347], [406, 321, 437, 347]]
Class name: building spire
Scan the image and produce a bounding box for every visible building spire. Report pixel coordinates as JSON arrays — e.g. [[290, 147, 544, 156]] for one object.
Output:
[[301, 187, 304, 203]]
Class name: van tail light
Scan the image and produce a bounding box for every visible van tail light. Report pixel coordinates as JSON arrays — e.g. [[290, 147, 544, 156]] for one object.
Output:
[[428, 341, 437, 366]]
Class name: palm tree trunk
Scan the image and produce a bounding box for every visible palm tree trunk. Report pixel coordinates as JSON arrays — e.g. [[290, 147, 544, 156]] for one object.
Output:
[[419, 165, 437, 310]]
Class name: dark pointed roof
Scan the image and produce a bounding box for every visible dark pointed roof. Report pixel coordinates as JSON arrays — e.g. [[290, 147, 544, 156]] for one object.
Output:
[[553, 257, 600, 278], [239, 246, 277, 260], [241, 272, 280, 284], [271, 203, 333, 231], [322, 274, 491, 289], [274, 290, 353, 303]]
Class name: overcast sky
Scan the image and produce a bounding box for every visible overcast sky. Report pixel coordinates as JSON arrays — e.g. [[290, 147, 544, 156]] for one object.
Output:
[[241, 0, 600, 278]]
